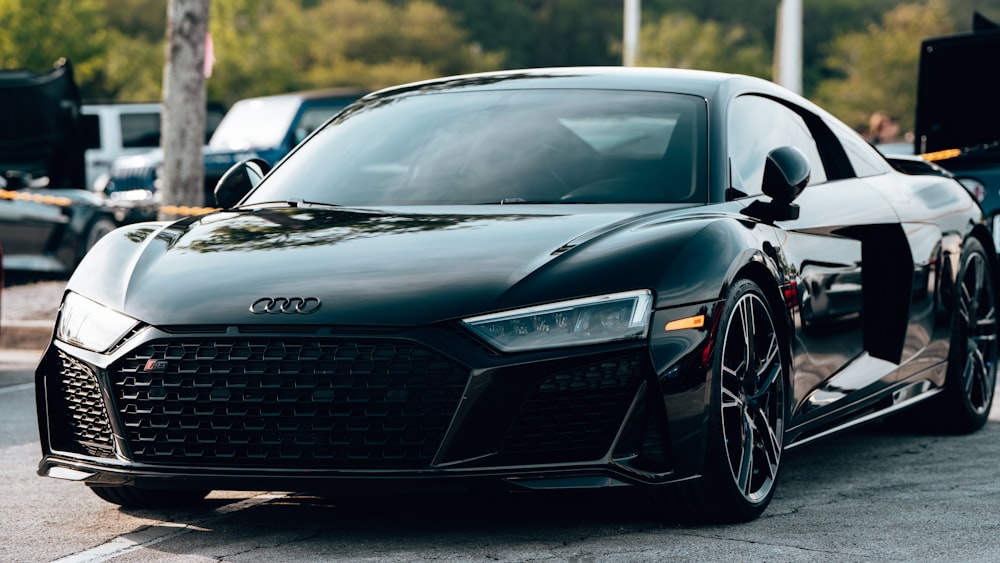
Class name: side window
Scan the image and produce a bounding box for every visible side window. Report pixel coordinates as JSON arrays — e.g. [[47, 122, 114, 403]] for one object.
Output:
[[828, 117, 890, 178], [120, 112, 161, 148], [728, 95, 827, 196]]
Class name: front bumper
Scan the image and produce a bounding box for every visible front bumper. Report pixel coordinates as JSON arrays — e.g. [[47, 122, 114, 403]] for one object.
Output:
[[37, 313, 713, 493]]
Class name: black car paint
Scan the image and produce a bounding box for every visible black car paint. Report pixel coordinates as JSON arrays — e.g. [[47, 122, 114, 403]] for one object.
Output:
[[35, 68, 994, 513]]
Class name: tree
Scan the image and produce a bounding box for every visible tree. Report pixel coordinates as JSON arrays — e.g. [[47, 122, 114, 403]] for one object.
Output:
[[813, 0, 955, 134], [161, 0, 208, 215], [207, 0, 502, 104], [529, 0, 622, 67], [432, 0, 537, 67], [302, 0, 502, 89], [637, 12, 771, 78], [0, 0, 109, 99]]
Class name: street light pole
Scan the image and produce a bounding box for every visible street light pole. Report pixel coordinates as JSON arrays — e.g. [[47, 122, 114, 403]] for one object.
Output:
[[774, 0, 802, 94], [623, 0, 640, 66]]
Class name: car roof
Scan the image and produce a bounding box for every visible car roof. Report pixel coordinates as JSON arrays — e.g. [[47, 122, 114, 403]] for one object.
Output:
[[366, 67, 785, 102]]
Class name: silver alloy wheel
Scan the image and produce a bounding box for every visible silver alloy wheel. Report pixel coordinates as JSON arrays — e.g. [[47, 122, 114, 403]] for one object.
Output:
[[956, 250, 997, 414], [719, 292, 784, 503]]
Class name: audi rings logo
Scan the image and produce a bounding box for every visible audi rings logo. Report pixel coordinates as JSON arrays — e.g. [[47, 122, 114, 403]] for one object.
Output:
[[250, 297, 322, 315]]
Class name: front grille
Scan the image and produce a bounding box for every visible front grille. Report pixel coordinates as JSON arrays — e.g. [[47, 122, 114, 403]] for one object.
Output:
[[48, 351, 115, 457], [501, 353, 647, 463], [106, 166, 155, 192], [109, 338, 470, 468]]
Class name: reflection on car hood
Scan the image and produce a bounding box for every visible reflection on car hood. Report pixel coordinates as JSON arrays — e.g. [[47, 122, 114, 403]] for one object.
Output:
[[71, 205, 705, 326]]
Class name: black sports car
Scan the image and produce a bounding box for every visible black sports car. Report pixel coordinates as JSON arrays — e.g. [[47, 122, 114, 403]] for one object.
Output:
[[36, 67, 998, 523]]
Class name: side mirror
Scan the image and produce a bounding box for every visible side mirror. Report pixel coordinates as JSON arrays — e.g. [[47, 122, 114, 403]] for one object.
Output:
[[214, 158, 271, 209], [762, 146, 810, 204], [742, 146, 810, 223]]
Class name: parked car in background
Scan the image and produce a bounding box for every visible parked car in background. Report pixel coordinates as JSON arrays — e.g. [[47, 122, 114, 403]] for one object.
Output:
[[37, 67, 997, 523], [80, 102, 226, 192], [100, 88, 368, 217], [0, 59, 132, 274], [0, 189, 121, 274], [915, 15, 1000, 249]]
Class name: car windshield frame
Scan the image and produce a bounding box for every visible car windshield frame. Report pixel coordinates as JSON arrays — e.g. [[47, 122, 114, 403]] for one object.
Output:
[[243, 88, 708, 206]]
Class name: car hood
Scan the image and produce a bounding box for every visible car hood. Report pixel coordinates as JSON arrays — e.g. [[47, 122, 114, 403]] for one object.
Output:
[[71, 204, 714, 326]]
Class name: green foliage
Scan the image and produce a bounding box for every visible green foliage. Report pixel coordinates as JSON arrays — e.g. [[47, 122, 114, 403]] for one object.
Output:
[[4, 0, 1000, 130], [530, 0, 623, 67], [813, 0, 955, 134], [0, 0, 109, 99], [433, 0, 536, 67], [434, 0, 624, 68], [636, 12, 771, 78], [207, 0, 502, 104]]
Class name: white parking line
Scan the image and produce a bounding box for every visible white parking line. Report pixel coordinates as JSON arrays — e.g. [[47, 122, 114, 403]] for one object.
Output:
[[0, 382, 33, 395], [52, 492, 288, 563]]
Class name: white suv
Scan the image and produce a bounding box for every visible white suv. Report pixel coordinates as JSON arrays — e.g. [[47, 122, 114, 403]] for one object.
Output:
[[80, 103, 225, 191]]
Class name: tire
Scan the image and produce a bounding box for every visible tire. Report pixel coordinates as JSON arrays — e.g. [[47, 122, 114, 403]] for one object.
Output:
[[89, 485, 210, 509], [666, 278, 787, 523], [932, 237, 998, 433]]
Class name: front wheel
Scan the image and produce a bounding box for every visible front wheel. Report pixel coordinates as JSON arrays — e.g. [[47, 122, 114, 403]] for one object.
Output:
[[666, 278, 787, 523]]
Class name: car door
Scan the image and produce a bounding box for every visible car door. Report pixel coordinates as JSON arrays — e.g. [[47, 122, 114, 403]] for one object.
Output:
[[728, 93, 912, 422]]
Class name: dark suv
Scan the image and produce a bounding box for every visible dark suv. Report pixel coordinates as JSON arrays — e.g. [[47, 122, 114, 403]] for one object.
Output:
[[915, 17, 1000, 250], [101, 88, 367, 216]]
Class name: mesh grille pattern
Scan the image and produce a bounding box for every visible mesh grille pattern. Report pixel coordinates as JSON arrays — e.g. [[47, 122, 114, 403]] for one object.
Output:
[[50, 351, 115, 457], [502, 353, 646, 462], [110, 338, 470, 468], [106, 165, 156, 193]]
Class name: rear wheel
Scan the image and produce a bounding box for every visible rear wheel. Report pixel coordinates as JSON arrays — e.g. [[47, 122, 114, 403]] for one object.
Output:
[[933, 238, 998, 433], [89, 485, 210, 509], [667, 279, 787, 523]]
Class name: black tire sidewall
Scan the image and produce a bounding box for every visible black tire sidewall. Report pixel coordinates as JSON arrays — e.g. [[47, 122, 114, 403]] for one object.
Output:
[[701, 278, 786, 521], [942, 237, 997, 430]]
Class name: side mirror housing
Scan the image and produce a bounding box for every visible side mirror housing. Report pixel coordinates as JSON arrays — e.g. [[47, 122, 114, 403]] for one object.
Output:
[[762, 145, 810, 204], [214, 158, 271, 209], [743, 146, 811, 222]]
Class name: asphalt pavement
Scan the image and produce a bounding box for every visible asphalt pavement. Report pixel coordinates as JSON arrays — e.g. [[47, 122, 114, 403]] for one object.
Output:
[[0, 278, 64, 353], [0, 278, 63, 379]]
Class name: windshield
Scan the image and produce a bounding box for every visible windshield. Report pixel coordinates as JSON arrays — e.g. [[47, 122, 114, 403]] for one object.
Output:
[[209, 96, 300, 151], [244, 89, 707, 206]]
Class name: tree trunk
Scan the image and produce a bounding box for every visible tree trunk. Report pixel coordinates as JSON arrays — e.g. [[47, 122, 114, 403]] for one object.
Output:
[[160, 0, 209, 220]]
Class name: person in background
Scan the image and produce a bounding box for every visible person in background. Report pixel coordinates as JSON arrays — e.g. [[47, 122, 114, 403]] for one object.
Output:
[[867, 111, 901, 145]]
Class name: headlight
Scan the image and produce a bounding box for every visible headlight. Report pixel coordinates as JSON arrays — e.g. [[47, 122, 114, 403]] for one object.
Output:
[[463, 290, 653, 352], [56, 292, 139, 353]]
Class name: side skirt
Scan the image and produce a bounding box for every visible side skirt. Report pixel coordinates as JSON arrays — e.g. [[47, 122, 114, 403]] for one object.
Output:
[[785, 381, 942, 450]]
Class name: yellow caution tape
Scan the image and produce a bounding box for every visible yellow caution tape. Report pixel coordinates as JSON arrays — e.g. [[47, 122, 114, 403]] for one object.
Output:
[[0, 189, 74, 207], [919, 139, 1000, 162], [159, 205, 219, 216], [920, 148, 962, 162], [0, 189, 218, 216]]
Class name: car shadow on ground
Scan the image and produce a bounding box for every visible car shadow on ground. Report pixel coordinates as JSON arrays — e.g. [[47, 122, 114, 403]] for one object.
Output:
[[116, 418, 986, 530]]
